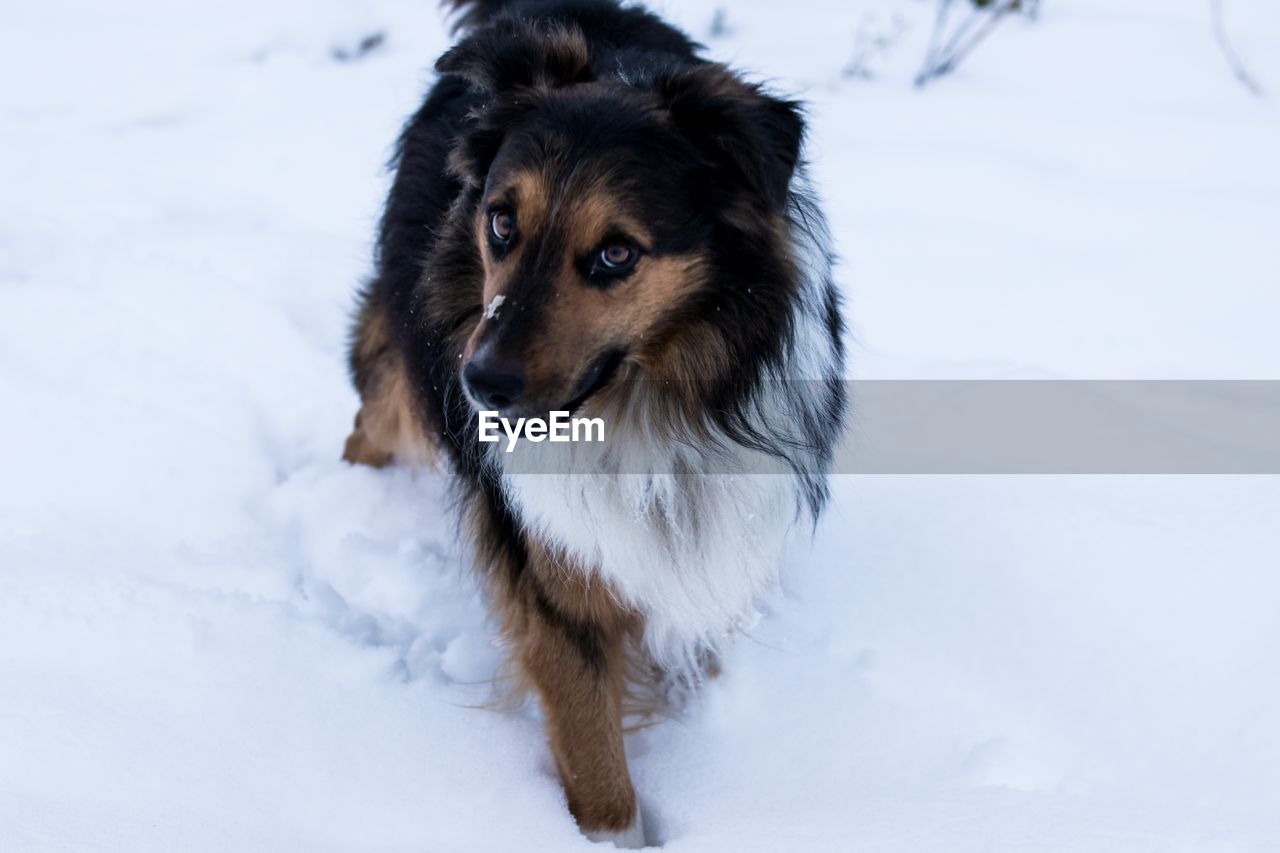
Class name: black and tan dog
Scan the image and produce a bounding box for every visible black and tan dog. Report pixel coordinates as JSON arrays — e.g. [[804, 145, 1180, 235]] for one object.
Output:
[[344, 0, 846, 845]]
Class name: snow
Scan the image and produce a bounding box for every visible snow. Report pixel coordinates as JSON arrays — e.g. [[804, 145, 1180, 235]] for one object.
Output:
[[3, 0, 1279, 850]]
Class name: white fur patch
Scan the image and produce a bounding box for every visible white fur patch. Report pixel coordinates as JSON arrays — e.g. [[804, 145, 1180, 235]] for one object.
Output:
[[484, 293, 506, 320], [499, 434, 800, 673]]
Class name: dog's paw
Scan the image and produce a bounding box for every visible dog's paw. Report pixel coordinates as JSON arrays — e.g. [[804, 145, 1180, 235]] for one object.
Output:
[[584, 812, 646, 849]]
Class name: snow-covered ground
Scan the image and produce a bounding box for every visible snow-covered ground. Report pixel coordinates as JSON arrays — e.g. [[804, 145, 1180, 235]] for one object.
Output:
[[3, 0, 1279, 850]]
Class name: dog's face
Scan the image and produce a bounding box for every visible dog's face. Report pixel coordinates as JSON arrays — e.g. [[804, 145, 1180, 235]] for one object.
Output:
[[438, 24, 804, 418], [460, 94, 711, 416]]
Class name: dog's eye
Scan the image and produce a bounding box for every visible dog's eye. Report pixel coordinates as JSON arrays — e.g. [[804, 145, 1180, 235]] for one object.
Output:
[[582, 238, 643, 284], [490, 210, 514, 243], [597, 243, 636, 271]]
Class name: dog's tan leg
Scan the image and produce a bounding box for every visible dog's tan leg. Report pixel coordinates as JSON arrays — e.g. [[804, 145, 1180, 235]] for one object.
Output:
[[343, 299, 434, 468], [517, 545, 645, 848], [342, 367, 432, 468]]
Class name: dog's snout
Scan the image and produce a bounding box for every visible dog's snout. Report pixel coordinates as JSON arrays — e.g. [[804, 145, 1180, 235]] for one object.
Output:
[[463, 355, 525, 410]]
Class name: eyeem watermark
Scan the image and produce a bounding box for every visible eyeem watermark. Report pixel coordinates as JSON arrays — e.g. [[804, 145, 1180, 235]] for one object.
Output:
[[478, 410, 605, 452]]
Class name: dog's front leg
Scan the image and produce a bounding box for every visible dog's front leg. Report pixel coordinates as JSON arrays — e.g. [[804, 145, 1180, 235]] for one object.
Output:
[[517, 555, 645, 848]]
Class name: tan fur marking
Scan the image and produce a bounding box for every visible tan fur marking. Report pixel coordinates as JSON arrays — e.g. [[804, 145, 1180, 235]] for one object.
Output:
[[344, 304, 435, 468], [522, 252, 707, 386]]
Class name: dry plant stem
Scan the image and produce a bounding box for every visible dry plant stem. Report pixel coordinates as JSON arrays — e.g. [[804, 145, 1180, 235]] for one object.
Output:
[[1210, 0, 1264, 96], [915, 0, 1021, 87], [920, 0, 955, 82]]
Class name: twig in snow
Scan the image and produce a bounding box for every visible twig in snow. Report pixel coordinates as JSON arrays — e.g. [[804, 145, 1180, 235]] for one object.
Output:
[[332, 31, 386, 63], [914, 0, 1026, 88], [709, 8, 732, 40], [843, 13, 908, 80], [920, 0, 955, 81], [1210, 0, 1264, 97]]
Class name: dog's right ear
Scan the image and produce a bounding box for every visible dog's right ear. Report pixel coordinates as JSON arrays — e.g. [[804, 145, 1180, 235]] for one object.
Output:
[[438, 22, 596, 186], [436, 21, 595, 93], [655, 64, 805, 215]]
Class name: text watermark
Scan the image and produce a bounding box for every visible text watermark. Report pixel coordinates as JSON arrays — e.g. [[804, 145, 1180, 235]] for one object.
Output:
[[478, 410, 605, 453]]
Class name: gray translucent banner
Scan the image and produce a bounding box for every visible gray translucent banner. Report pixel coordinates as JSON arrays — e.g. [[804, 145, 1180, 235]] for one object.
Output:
[[840, 380, 1280, 474], [482, 381, 1280, 474]]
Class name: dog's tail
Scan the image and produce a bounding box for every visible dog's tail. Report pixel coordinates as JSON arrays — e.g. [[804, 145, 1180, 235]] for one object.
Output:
[[443, 0, 523, 33]]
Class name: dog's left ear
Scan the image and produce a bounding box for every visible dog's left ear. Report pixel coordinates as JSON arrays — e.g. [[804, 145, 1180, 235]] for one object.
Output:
[[436, 21, 595, 93], [656, 65, 805, 213]]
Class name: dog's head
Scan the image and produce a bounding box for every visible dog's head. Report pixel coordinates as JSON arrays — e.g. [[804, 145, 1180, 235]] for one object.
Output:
[[436, 23, 805, 418]]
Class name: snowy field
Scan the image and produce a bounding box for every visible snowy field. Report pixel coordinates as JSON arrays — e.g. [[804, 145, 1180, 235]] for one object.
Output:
[[3, 0, 1280, 850]]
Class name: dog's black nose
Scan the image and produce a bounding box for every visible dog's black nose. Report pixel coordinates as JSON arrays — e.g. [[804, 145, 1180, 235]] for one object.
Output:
[[463, 357, 525, 410]]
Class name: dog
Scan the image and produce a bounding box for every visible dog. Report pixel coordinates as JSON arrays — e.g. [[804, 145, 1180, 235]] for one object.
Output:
[[344, 0, 846, 845]]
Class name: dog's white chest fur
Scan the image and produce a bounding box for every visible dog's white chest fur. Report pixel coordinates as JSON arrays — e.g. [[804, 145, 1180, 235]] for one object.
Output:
[[502, 445, 801, 669]]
